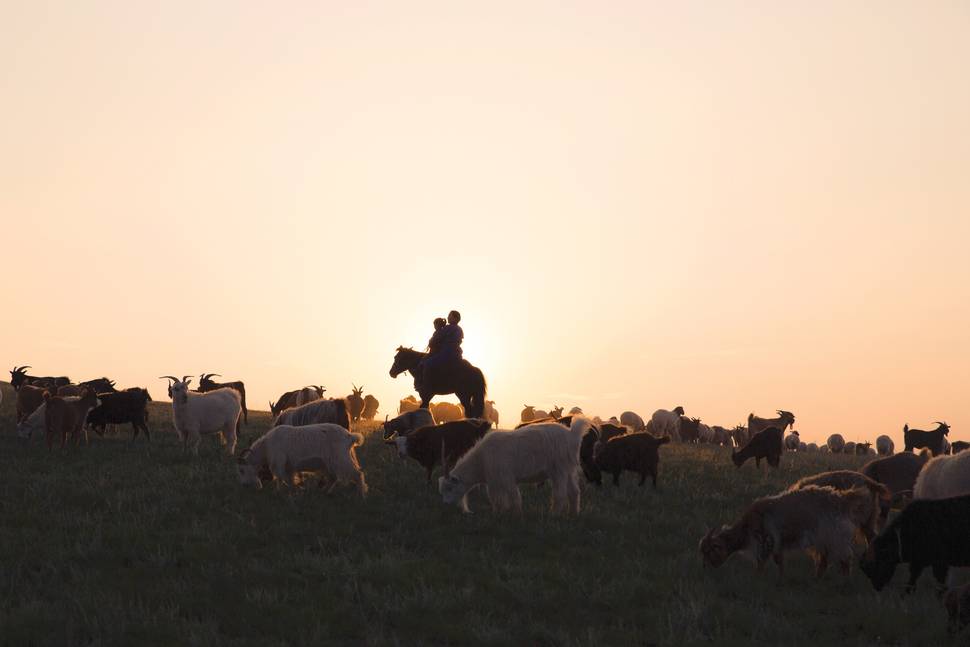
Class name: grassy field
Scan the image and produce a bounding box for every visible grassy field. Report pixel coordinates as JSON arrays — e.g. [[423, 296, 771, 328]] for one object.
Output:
[[0, 382, 959, 646]]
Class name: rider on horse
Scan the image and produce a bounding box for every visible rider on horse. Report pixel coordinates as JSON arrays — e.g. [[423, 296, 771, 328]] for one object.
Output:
[[417, 310, 463, 390]]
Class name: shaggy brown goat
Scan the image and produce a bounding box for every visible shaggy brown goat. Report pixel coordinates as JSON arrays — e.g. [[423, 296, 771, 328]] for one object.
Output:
[[43, 388, 101, 450], [593, 432, 670, 488], [787, 470, 892, 539]]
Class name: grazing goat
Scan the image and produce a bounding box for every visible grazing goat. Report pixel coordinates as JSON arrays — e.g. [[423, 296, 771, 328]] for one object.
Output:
[[438, 418, 589, 514], [9, 365, 70, 391], [827, 434, 846, 453], [383, 409, 436, 439], [593, 432, 670, 488], [787, 470, 892, 539], [86, 388, 152, 441], [43, 389, 101, 450], [647, 406, 685, 442], [784, 431, 801, 451], [700, 486, 877, 577], [679, 417, 702, 444], [860, 494, 970, 592], [15, 384, 50, 423], [198, 373, 248, 425], [346, 385, 365, 422], [748, 410, 795, 439], [904, 422, 950, 456], [273, 398, 351, 430], [876, 435, 894, 456], [361, 394, 380, 420], [430, 401, 464, 423], [237, 423, 366, 496], [386, 419, 491, 483], [483, 400, 500, 427], [914, 448, 970, 501], [161, 376, 242, 455], [579, 422, 627, 485], [732, 427, 783, 469], [619, 411, 645, 432]]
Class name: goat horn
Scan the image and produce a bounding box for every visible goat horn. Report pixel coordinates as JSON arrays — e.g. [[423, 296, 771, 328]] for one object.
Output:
[[209, 373, 221, 378], [181, 375, 192, 383], [158, 375, 178, 382]]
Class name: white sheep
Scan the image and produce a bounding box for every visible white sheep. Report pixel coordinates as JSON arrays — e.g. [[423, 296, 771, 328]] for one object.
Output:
[[875, 435, 894, 456], [438, 417, 589, 514], [827, 434, 845, 453], [799, 441, 807, 452], [648, 406, 684, 442], [914, 449, 970, 501], [784, 431, 801, 451], [237, 423, 367, 496], [844, 441, 857, 455], [806, 443, 819, 452], [619, 411, 645, 432], [160, 376, 241, 455]]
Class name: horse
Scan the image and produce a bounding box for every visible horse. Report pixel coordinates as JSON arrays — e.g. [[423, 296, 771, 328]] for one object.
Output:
[[389, 346, 487, 419]]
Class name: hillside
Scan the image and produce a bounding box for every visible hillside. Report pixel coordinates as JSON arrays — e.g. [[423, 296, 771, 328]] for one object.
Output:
[[0, 382, 959, 646]]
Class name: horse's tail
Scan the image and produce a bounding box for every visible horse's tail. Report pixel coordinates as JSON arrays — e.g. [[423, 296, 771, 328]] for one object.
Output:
[[467, 367, 487, 419]]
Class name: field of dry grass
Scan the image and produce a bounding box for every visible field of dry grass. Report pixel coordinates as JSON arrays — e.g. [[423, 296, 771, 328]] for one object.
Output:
[[0, 382, 959, 646]]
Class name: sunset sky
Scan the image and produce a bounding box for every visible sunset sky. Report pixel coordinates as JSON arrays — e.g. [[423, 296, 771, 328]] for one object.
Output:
[[3, 2, 968, 443]]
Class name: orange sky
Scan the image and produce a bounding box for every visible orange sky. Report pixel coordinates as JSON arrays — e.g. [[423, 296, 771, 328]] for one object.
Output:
[[3, 2, 969, 443]]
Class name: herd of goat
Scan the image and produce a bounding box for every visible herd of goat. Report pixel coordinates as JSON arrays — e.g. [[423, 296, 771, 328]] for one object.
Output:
[[6, 364, 970, 632]]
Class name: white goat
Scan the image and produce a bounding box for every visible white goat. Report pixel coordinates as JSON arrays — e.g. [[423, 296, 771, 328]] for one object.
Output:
[[237, 423, 366, 496], [914, 449, 970, 500], [160, 376, 241, 455], [438, 417, 589, 514]]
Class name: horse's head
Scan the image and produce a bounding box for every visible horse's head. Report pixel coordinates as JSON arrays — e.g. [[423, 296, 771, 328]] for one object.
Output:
[[390, 346, 421, 378]]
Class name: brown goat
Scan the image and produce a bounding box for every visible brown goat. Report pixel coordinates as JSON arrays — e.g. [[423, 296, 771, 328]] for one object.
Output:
[[43, 388, 101, 450], [386, 419, 491, 482], [787, 470, 892, 539], [861, 451, 929, 506], [593, 432, 670, 488]]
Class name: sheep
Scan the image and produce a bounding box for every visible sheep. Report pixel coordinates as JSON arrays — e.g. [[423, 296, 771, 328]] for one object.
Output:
[[876, 435, 895, 456], [578, 422, 628, 485], [593, 432, 670, 488], [806, 443, 819, 452], [700, 485, 877, 577], [86, 388, 153, 441], [346, 384, 365, 422], [860, 493, 970, 592], [647, 406, 685, 442], [679, 417, 702, 444], [787, 470, 892, 539], [431, 401, 465, 423], [827, 434, 846, 453], [855, 442, 872, 456], [904, 421, 950, 456], [483, 400, 500, 428], [619, 411, 645, 432], [784, 431, 801, 451], [198, 373, 248, 425], [160, 376, 242, 455], [732, 427, 783, 469], [952, 441, 970, 455], [438, 417, 590, 514], [944, 582, 970, 632], [914, 448, 970, 501], [748, 410, 796, 440], [43, 389, 101, 450], [382, 408, 436, 439], [520, 405, 537, 423], [15, 384, 50, 423], [237, 423, 367, 496], [386, 419, 491, 483], [798, 442, 807, 452], [361, 394, 380, 420], [273, 397, 351, 430], [398, 395, 420, 414], [844, 441, 857, 455]]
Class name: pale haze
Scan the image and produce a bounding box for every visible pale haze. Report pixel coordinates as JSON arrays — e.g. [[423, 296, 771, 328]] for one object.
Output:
[[3, 2, 968, 444]]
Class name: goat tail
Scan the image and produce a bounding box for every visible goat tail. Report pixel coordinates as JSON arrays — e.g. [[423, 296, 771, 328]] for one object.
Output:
[[349, 431, 365, 447]]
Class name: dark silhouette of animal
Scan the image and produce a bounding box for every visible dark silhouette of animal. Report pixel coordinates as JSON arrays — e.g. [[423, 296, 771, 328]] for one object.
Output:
[[904, 422, 950, 456], [385, 419, 491, 483], [861, 451, 929, 507], [79, 377, 117, 393], [86, 388, 152, 441], [388, 346, 487, 419], [593, 432, 670, 488], [860, 493, 970, 592], [9, 366, 70, 391], [362, 394, 379, 420], [748, 410, 795, 438], [198, 373, 248, 425], [269, 386, 324, 419], [579, 422, 627, 485], [347, 385, 365, 422], [732, 427, 783, 469], [855, 442, 872, 455], [15, 384, 50, 423], [43, 388, 101, 450], [679, 417, 702, 443], [950, 441, 970, 455]]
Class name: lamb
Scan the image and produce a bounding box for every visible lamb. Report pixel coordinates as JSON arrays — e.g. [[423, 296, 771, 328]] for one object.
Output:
[[748, 410, 796, 438], [784, 431, 801, 451], [619, 411, 645, 432], [579, 422, 627, 486], [827, 434, 846, 453], [914, 448, 970, 501], [731, 427, 783, 469], [860, 493, 970, 592], [700, 485, 877, 577], [272, 397, 351, 429], [43, 388, 101, 450], [237, 423, 367, 496], [160, 376, 242, 455], [876, 435, 894, 456], [593, 432, 670, 488], [386, 419, 491, 483], [438, 418, 590, 514], [903, 421, 950, 456], [15, 384, 50, 423], [647, 406, 685, 441], [787, 470, 892, 539], [382, 408, 436, 439]]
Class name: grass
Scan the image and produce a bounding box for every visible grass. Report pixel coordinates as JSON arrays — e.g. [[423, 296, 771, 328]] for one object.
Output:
[[0, 381, 960, 646]]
